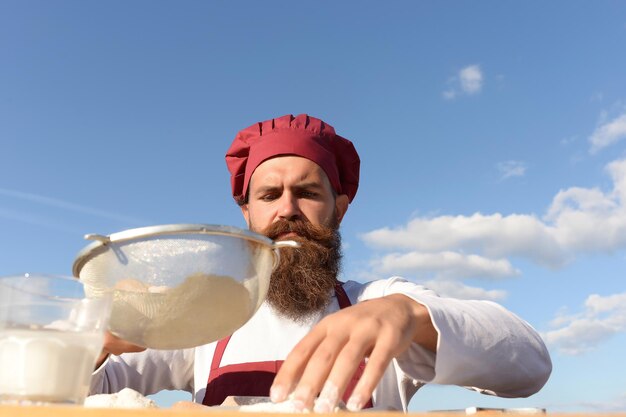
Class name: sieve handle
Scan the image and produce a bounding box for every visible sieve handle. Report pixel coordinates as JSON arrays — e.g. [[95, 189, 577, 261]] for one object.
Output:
[[84, 234, 111, 244], [272, 240, 299, 249], [270, 240, 299, 270]]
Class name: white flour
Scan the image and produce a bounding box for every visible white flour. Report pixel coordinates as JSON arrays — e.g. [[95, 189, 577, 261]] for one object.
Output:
[[239, 397, 344, 413], [108, 273, 254, 349], [84, 388, 157, 408]]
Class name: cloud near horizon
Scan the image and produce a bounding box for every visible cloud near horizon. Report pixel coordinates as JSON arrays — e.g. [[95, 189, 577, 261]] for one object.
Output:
[[543, 292, 626, 355], [577, 392, 626, 412], [372, 251, 520, 280], [421, 279, 508, 301], [361, 158, 626, 301]]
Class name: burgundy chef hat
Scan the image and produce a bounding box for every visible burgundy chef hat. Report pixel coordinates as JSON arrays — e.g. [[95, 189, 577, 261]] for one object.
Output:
[[225, 114, 360, 205]]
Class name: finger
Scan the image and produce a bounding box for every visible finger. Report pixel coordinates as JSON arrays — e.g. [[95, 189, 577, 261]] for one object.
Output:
[[271, 328, 325, 403], [291, 336, 347, 411], [345, 339, 395, 411], [313, 338, 372, 413]]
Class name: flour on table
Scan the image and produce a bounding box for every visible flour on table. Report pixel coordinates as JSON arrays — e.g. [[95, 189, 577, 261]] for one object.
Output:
[[239, 398, 343, 413], [84, 388, 157, 408]]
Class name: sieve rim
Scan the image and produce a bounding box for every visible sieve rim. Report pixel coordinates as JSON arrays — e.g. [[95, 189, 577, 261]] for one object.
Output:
[[71, 223, 275, 278]]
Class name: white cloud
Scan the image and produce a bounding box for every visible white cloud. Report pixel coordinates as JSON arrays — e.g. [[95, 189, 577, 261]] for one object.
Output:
[[459, 65, 483, 94], [421, 279, 507, 301], [497, 160, 527, 180], [360, 158, 626, 304], [578, 392, 626, 412], [362, 212, 565, 268], [543, 292, 626, 355], [371, 251, 520, 280], [363, 158, 626, 268], [589, 111, 626, 153], [545, 159, 626, 253], [442, 64, 483, 99]]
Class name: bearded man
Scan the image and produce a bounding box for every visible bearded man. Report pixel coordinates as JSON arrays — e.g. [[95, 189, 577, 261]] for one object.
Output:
[[91, 114, 552, 412]]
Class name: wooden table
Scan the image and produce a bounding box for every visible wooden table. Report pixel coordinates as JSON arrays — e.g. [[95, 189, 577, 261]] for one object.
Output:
[[0, 407, 624, 417]]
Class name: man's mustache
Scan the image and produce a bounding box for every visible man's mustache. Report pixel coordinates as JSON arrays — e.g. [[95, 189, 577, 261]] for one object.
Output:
[[264, 219, 338, 247], [265, 220, 311, 239]]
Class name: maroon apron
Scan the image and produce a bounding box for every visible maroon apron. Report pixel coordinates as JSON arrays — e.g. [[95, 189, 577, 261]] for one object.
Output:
[[202, 282, 373, 408]]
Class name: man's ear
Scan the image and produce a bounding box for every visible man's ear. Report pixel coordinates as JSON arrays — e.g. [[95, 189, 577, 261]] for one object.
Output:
[[240, 204, 251, 227], [334, 194, 350, 225]]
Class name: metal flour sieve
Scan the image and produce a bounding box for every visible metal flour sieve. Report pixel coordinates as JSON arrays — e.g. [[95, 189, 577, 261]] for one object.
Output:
[[72, 224, 297, 350]]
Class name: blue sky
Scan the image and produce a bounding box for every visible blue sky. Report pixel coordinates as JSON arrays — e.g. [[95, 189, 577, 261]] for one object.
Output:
[[2, 1, 626, 412]]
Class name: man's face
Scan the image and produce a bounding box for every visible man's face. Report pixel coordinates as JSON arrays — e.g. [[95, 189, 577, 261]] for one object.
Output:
[[241, 156, 348, 234], [241, 156, 350, 320]]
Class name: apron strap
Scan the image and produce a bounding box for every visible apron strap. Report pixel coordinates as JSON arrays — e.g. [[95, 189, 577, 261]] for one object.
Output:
[[209, 335, 232, 380], [334, 281, 351, 309]]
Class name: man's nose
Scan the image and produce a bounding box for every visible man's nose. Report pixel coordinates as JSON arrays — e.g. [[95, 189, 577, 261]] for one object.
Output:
[[277, 194, 302, 221]]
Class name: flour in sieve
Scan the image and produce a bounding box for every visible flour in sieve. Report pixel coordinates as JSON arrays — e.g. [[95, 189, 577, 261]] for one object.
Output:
[[109, 274, 255, 349], [107, 279, 159, 344]]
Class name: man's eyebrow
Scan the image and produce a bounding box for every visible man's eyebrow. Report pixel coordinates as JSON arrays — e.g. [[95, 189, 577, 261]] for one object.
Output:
[[293, 181, 324, 190], [255, 181, 324, 192], [252, 181, 325, 196], [252, 185, 281, 194]]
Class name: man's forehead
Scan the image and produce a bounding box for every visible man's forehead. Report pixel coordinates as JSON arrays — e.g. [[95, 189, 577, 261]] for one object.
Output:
[[250, 156, 331, 188]]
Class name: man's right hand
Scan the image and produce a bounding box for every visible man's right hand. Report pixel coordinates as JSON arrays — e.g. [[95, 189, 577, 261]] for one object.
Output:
[[95, 331, 147, 369]]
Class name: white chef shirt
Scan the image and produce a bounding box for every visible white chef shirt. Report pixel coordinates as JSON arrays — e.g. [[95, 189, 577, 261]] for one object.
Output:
[[91, 277, 552, 411]]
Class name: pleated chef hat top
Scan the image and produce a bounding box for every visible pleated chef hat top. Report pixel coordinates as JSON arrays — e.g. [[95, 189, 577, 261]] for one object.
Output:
[[225, 114, 360, 204]]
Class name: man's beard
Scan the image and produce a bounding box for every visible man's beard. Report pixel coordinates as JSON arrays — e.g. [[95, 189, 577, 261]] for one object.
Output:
[[255, 218, 342, 322]]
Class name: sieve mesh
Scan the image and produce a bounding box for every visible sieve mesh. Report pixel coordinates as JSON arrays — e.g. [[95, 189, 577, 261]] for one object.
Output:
[[75, 229, 276, 349]]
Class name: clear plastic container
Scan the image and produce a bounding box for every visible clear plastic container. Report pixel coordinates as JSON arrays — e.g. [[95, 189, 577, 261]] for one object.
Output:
[[0, 274, 111, 405]]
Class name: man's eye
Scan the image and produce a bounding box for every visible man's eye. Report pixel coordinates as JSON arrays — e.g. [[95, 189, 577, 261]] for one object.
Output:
[[299, 191, 317, 198], [260, 194, 278, 201]]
